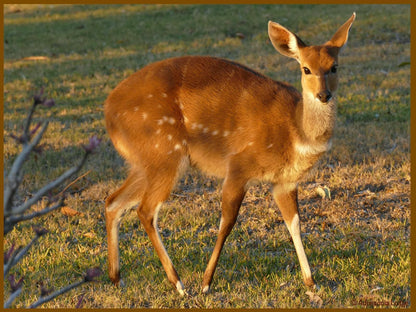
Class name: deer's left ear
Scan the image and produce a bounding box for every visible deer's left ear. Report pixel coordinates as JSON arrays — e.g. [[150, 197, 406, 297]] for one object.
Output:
[[327, 12, 356, 49]]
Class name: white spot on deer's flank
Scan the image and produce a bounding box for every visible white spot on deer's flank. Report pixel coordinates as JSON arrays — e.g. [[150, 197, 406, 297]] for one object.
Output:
[[203, 127, 209, 134], [167, 134, 173, 141], [142, 112, 148, 120], [156, 129, 161, 134], [168, 117, 176, 125], [174, 144, 181, 151], [155, 144, 159, 149], [267, 143, 273, 149], [247, 142, 254, 146], [133, 106, 139, 112], [157, 119, 164, 125], [212, 130, 219, 135], [182, 140, 187, 146], [161, 92, 168, 98], [147, 94, 153, 98], [167, 150, 173, 155], [223, 130, 230, 137]]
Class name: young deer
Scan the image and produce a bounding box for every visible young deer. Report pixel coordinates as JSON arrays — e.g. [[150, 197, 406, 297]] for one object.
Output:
[[104, 13, 355, 295]]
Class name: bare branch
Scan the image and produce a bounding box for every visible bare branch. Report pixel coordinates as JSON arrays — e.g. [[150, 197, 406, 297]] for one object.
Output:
[[4, 235, 41, 278], [4, 287, 22, 309], [4, 121, 49, 213], [4, 200, 63, 235], [5, 152, 89, 218], [26, 268, 101, 309], [27, 280, 85, 308], [22, 100, 39, 145], [3, 90, 102, 308]]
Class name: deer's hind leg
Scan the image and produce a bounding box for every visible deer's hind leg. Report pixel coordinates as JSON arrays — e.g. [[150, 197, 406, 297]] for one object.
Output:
[[136, 154, 189, 295], [105, 169, 146, 286]]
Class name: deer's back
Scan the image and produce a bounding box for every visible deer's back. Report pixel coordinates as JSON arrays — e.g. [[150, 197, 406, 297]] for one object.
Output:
[[104, 56, 302, 179]]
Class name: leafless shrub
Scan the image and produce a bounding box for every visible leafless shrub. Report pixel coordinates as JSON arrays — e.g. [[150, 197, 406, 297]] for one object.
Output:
[[3, 90, 102, 308]]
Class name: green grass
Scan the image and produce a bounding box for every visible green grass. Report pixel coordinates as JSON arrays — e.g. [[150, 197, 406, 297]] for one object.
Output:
[[3, 4, 410, 308]]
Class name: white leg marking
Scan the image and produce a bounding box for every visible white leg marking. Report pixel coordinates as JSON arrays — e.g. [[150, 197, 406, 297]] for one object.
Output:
[[202, 285, 210, 294], [287, 214, 312, 281], [218, 217, 224, 232], [153, 203, 172, 265], [176, 280, 185, 296]]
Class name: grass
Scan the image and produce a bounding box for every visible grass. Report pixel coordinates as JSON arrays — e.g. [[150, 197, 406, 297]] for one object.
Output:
[[3, 4, 410, 308]]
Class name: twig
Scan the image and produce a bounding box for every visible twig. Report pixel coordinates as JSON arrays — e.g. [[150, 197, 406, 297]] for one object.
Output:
[[26, 279, 85, 308], [4, 200, 64, 234], [56, 169, 91, 198], [5, 152, 89, 219], [26, 267, 101, 309], [4, 235, 40, 278], [4, 121, 49, 213], [4, 288, 22, 309], [22, 100, 39, 146]]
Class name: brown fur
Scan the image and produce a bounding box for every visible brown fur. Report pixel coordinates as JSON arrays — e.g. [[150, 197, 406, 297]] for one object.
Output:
[[104, 13, 356, 293]]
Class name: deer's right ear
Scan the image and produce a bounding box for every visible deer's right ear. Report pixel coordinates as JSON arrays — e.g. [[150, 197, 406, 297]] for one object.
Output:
[[268, 21, 306, 61]]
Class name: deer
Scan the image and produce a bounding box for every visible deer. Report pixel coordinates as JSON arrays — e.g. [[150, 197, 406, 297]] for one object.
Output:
[[104, 13, 356, 295]]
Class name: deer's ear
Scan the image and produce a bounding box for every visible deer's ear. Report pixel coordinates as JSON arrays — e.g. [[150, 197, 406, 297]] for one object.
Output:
[[268, 21, 306, 62], [327, 12, 356, 49]]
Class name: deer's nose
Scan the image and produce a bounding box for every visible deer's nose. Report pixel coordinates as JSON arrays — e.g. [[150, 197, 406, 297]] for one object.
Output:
[[317, 90, 332, 103]]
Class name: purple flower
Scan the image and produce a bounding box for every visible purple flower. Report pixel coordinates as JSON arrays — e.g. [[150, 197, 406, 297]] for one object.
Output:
[[8, 274, 24, 292], [33, 88, 55, 107], [83, 136, 101, 153], [33, 226, 49, 236], [84, 267, 102, 282], [42, 99, 55, 108]]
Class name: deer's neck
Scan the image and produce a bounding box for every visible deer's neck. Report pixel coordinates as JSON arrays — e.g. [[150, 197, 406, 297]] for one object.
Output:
[[297, 92, 336, 145]]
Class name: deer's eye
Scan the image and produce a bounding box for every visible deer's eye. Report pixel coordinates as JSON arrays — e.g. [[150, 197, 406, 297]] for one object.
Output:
[[331, 65, 338, 73], [303, 67, 311, 75]]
